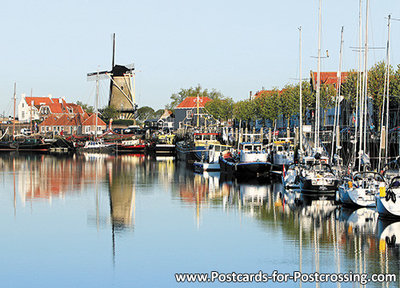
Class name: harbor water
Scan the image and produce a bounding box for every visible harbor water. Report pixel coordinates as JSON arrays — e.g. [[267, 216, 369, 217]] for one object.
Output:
[[0, 153, 399, 287]]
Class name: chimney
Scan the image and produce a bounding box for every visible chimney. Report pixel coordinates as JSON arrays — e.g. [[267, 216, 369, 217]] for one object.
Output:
[[249, 91, 253, 100]]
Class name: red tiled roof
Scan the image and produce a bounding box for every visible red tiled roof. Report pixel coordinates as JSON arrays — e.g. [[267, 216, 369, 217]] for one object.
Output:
[[176, 97, 212, 109], [54, 114, 73, 126], [254, 90, 285, 99], [39, 115, 59, 126], [82, 113, 106, 126], [310, 71, 349, 89], [25, 97, 53, 106], [25, 96, 84, 114], [48, 102, 65, 114], [66, 103, 84, 114]]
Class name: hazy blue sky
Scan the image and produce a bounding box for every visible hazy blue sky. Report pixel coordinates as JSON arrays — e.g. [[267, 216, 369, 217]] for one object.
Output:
[[0, 0, 399, 115]]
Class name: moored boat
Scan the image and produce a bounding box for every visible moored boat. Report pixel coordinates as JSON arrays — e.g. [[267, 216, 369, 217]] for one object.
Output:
[[193, 143, 231, 172], [268, 140, 294, 174], [299, 155, 339, 195], [219, 142, 271, 178], [337, 171, 385, 208], [376, 176, 400, 219], [115, 138, 146, 153]]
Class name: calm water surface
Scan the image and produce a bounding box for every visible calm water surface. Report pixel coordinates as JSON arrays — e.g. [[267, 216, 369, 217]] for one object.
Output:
[[0, 154, 399, 288]]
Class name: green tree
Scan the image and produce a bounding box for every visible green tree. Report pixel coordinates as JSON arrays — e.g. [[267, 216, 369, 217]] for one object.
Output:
[[100, 106, 119, 122], [280, 85, 299, 126], [153, 109, 165, 119], [167, 84, 223, 109], [320, 83, 336, 125], [136, 106, 155, 122], [340, 70, 359, 110], [76, 101, 94, 114], [255, 90, 281, 126], [204, 97, 234, 121], [233, 99, 257, 122]]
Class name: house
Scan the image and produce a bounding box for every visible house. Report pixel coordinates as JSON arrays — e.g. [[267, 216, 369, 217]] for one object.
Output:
[[310, 71, 349, 92], [81, 113, 107, 135], [18, 95, 85, 123], [173, 96, 212, 130], [39, 112, 105, 135], [158, 109, 174, 130]]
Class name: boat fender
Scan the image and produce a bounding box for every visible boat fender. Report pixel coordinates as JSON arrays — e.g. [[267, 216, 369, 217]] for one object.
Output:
[[391, 191, 396, 203], [386, 235, 397, 247]]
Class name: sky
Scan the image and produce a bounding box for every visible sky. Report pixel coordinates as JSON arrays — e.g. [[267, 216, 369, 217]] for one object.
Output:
[[0, 0, 399, 116]]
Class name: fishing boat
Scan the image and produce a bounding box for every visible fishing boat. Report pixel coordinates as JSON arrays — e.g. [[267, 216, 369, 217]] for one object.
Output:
[[337, 171, 385, 207], [115, 138, 146, 153], [0, 141, 17, 151], [268, 140, 294, 174], [81, 139, 115, 153], [176, 132, 220, 163], [193, 143, 231, 172], [219, 142, 271, 178], [15, 138, 52, 152], [147, 134, 176, 156]]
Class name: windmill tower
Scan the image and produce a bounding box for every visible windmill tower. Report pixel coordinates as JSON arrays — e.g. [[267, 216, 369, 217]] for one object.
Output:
[[87, 33, 137, 119]]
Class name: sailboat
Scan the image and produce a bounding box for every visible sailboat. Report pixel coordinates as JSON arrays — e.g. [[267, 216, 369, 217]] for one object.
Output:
[[338, 3, 390, 208], [298, 0, 339, 195], [81, 70, 114, 153]]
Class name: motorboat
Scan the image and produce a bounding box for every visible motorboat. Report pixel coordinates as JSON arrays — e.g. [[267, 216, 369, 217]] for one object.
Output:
[[193, 143, 231, 172], [219, 142, 271, 178]]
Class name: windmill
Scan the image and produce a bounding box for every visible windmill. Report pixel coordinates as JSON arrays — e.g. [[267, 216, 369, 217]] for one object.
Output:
[[87, 33, 138, 119]]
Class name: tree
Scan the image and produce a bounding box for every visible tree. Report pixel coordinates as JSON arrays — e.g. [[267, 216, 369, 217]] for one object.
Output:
[[136, 106, 155, 122], [255, 90, 281, 127], [167, 84, 224, 109], [204, 97, 234, 121], [340, 70, 358, 110], [100, 106, 119, 122], [280, 85, 299, 126], [233, 99, 257, 123], [153, 109, 165, 119], [76, 101, 94, 114], [320, 83, 336, 125]]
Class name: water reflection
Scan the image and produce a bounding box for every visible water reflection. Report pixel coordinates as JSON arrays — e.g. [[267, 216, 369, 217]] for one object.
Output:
[[2, 154, 400, 287]]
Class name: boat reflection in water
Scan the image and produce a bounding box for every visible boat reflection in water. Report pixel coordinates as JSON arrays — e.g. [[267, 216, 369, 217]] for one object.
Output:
[[176, 168, 400, 286], [3, 154, 400, 286]]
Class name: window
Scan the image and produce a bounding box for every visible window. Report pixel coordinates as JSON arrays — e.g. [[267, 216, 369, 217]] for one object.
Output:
[[22, 112, 25, 119], [186, 110, 192, 119]]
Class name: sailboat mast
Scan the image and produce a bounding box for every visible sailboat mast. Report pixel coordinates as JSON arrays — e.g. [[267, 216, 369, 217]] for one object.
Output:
[[299, 26, 303, 153], [108, 33, 116, 107], [385, 15, 391, 164], [331, 27, 344, 163], [315, 0, 322, 150], [12, 82, 16, 140], [362, 0, 369, 155], [95, 69, 99, 138], [354, 0, 364, 170], [355, 0, 362, 170]]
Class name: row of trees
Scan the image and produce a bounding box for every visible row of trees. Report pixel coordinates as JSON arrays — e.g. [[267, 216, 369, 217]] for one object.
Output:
[[201, 62, 400, 128]]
